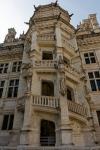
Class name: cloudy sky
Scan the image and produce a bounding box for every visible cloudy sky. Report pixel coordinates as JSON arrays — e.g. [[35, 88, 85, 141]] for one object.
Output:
[[0, 0, 100, 43]]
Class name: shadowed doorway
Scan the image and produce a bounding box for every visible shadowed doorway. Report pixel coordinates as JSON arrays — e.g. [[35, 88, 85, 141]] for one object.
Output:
[[40, 119, 56, 146]]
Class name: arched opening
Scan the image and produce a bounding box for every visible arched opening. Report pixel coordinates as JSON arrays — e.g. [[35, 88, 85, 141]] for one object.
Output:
[[40, 119, 56, 146]]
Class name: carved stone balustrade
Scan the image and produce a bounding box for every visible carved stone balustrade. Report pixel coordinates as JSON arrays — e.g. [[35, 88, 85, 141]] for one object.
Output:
[[67, 100, 87, 118], [34, 60, 57, 68], [33, 95, 59, 109], [37, 34, 55, 41], [65, 65, 80, 77]]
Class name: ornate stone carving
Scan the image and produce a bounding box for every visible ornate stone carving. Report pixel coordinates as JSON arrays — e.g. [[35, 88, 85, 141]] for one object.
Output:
[[4, 28, 16, 43], [22, 63, 33, 92], [59, 76, 66, 96]]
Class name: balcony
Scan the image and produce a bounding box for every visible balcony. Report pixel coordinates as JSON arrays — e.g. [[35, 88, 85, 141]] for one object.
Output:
[[67, 100, 87, 118], [34, 60, 57, 68], [33, 95, 59, 112], [34, 60, 57, 73]]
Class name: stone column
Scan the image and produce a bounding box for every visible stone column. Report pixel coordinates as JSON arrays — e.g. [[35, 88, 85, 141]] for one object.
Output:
[[57, 72, 73, 145], [19, 93, 33, 145], [60, 95, 73, 145], [31, 31, 38, 51], [19, 68, 33, 145], [55, 24, 62, 48]]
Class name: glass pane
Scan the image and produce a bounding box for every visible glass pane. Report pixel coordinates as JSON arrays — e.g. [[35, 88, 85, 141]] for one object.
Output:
[[91, 57, 96, 63], [97, 79, 100, 90], [5, 63, 8, 67], [0, 64, 4, 67], [94, 71, 100, 78], [88, 72, 94, 79], [90, 52, 94, 56], [12, 66, 16, 72], [84, 53, 88, 57], [19, 61, 22, 65], [8, 115, 14, 130], [10, 80, 14, 86], [90, 80, 97, 91], [0, 68, 3, 73], [2, 115, 9, 130], [4, 67, 8, 73], [15, 79, 19, 86], [85, 58, 90, 64], [13, 62, 17, 65], [1, 81, 5, 87], [7, 87, 13, 97], [0, 88, 3, 98], [14, 87, 18, 97], [17, 66, 21, 72]]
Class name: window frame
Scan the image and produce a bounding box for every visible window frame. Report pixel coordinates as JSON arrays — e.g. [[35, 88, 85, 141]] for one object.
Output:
[[88, 71, 100, 91], [1, 114, 14, 130], [0, 63, 9, 74], [12, 61, 22, 72], [7, 79, 19, 98], [84, 52, 96, 64], [0, 80, 5, 98]]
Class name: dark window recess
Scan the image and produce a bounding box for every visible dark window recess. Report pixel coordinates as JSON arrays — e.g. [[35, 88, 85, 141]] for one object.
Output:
[[97, 111, 100, 125], [84, 52, 96, 64], [63, 57, 70, 65], [88, 72, 94, 78], [0, 81, 5, 98], [40, 120, 56, 146], [90, 80, 97, 91], [2, 114, 14, 130], [42, 52, 53, 60], [7, 79, 19, 98], [42, 81, 54, 96], [67, 89, 72, 101]]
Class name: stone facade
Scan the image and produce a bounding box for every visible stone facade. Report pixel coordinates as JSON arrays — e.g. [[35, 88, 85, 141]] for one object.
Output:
[[0, 2, 100, 150]]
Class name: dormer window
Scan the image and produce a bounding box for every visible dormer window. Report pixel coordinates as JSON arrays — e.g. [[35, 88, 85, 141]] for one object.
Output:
[[42, 51, 53, 60]]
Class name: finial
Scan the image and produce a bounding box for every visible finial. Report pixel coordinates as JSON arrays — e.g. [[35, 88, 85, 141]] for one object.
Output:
[[24, 22, 29, 25], [54, 0, 58, 6], [69, 13, 74, 18], [34, 5, 37, 10]]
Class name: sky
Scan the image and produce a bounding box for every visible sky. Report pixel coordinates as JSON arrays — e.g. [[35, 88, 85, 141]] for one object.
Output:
[[0, 0, 100, 43]]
